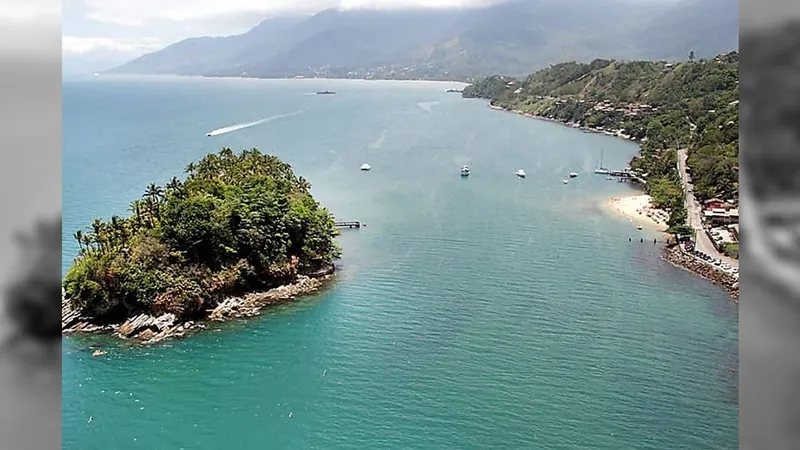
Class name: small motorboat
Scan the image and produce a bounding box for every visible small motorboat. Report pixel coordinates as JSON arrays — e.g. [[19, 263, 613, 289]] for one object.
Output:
[[516, 169, 526, 178], [569, 172, 578, 178], [206, 133, 212, 137], [636, 224, 643, 230], [360, 163, 371, 171], [460, 165, 470, 176], [562, 179, 569, 184]]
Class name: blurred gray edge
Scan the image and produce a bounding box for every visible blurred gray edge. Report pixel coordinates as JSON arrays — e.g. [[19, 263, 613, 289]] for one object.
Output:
[[0, 6, 63, 450], [740, 1, 800, 449]]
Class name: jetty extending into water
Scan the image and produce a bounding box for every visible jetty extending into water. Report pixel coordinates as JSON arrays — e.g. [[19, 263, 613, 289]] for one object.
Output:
[[335, 221, 363, 229], [607, 168, 647, 185]]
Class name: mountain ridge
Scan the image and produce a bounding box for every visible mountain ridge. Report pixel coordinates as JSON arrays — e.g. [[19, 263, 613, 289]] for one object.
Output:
[[109, 0, 738, 81]]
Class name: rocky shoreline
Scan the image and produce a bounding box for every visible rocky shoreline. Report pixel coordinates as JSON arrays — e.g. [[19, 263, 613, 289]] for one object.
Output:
[[486, 103, 643, 143], [662, 244, 739, 302], [62, 265, 336, 346]]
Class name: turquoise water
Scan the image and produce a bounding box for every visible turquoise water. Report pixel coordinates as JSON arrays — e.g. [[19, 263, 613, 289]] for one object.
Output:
[[62, 76, 738, 449]]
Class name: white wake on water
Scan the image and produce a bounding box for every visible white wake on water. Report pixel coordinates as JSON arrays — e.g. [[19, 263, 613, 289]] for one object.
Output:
[[206, 111, 304, 136], [417, 101, 439, 112]]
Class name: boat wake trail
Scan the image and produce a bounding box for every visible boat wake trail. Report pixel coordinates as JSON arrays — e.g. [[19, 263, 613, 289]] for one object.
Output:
[[206, 111, 304, 136], [417, 101, 439, 112]]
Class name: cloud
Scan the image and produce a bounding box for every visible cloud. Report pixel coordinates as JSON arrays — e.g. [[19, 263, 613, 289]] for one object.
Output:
[[62, 36, 164, 56], [82, 0, 502, 26], [0, 0, 60, 22]]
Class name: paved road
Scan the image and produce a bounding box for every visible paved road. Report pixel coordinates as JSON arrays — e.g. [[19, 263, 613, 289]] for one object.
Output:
[[676, 149, 739, 268]]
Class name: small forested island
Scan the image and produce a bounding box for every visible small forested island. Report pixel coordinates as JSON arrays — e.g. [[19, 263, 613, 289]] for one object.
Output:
[[463, 52, 739, 257], [62, 148, 341, 344]]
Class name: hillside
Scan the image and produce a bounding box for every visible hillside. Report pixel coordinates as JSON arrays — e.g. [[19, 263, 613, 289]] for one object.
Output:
[[463, 52, 739, 233], [109, 0, 738, 81]]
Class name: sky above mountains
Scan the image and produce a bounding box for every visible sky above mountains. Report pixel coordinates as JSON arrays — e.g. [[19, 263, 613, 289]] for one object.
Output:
[[51, 0, 788, 73], [61, 0, 514, 73]]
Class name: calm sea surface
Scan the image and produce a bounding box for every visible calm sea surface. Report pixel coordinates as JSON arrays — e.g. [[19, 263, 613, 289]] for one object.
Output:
[[62, 76, 738, 449]]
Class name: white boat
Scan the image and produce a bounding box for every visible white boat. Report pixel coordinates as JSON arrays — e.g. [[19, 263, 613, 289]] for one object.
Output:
[[636, 224, 643, 230], [460, 165, 470, 176], [562, 179, 569, 184], [93, 72, 99, 77], [569, 172, 578, 178], [360, 163, 371, 171], [516, 169, 526, 178], [594, 149, 609, 174]]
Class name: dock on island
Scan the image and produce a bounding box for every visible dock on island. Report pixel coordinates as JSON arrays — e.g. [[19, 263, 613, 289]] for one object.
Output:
[[335, 221, 364, 229]]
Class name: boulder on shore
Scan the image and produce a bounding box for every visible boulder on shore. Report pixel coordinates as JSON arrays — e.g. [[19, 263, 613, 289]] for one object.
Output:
[[117, 313, 177, 338], [662, 245, 739, 302], [63, 271, 334, 345]]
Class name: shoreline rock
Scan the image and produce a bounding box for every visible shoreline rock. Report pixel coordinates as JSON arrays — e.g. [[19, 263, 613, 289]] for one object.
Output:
[[662, 244, 739, 302], [486, 103, 642, 143], [62, 266, 336, 345]]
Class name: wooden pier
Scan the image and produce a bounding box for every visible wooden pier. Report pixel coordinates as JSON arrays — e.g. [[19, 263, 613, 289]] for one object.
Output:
[[609, 170, 631, 177], [335, 221, 363, 229]]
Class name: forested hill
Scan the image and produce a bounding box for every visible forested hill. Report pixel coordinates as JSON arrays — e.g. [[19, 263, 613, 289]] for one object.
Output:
[[463, 52, 739, 234]]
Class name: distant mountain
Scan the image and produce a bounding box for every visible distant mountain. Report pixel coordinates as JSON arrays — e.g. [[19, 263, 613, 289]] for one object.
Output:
[[109, 0, 739, 81], [634, 0, 739, 60]]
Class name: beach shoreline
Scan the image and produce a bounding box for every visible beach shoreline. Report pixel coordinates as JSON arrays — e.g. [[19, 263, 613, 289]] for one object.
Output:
[[605, 194, 669, 232]]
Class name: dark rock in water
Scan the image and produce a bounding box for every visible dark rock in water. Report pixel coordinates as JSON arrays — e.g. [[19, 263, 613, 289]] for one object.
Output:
[[305, 264, 335, 278]]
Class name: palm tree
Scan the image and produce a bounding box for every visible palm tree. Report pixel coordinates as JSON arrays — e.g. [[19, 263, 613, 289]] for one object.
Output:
[[130, 199, 146, 229], [110, 215, 125, 247], [298, 176, 311, 192], [144, 183, 164, 223], [73, 230, 84, 252], [166, 176, 181, 193], [90, 218, 105, 253], [81, 234, 93, 254]]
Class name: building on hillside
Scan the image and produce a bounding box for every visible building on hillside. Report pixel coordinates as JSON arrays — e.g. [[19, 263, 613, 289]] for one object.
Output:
[[703, 208, 739, 226], [703, 198, 733, 210]]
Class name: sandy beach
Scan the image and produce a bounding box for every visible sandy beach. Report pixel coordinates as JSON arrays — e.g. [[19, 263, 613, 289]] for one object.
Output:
[[607, 194, 668, 231]]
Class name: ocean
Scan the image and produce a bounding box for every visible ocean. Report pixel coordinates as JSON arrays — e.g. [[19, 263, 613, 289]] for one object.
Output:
[[62, 75, 738, 449]]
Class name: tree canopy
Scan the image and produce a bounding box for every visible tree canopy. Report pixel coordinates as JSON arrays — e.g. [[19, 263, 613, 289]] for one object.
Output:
[[63, 148, 340, 322]]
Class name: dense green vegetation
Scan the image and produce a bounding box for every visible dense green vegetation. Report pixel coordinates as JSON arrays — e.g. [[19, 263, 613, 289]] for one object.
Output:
[[463, 52, 739, 234], [722, 242, 739, 260], [63, 149, 340, 322]]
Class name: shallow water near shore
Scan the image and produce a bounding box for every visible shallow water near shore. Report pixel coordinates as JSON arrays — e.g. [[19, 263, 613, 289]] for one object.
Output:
[[63, 76, 738, 449]]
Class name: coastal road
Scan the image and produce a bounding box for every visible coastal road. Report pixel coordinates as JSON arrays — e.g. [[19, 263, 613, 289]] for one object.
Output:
[[677, 149, 739, 268]]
